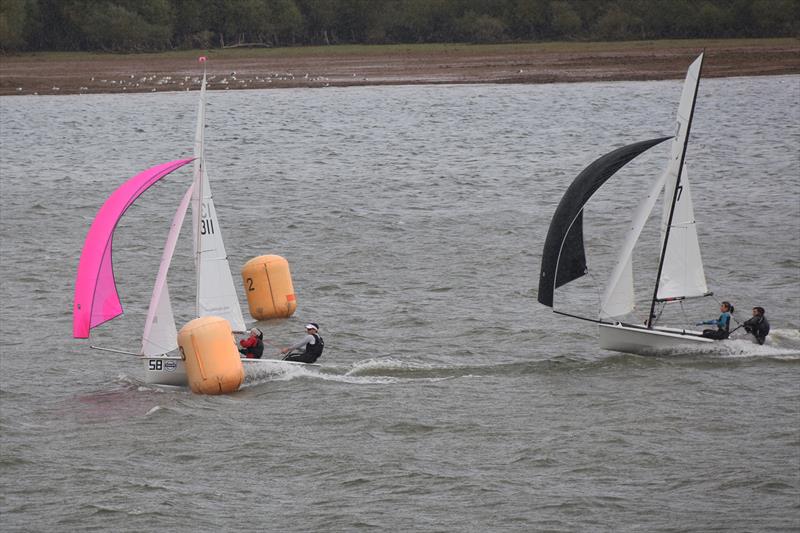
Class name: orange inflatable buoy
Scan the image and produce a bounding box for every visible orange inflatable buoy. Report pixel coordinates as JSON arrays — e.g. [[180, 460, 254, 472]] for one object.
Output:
[[178, 316, 244, 395], [241, 255, 297, 320]]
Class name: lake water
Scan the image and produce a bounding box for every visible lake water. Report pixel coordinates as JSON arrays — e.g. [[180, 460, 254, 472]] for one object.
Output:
[[1, 75, 799, 531]]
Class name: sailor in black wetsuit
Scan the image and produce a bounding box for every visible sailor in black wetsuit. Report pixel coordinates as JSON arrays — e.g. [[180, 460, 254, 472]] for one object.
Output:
[[281, 323, 324, 363], [743, 306, 770, 345]]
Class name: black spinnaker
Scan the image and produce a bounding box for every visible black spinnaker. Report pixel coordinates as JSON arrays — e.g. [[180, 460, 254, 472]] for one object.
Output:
[[537, 136, 670, 309]]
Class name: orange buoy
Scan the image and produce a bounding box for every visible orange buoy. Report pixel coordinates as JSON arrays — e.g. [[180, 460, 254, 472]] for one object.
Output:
[[178, 316, 243, 395], [241, 255, 297, 320]]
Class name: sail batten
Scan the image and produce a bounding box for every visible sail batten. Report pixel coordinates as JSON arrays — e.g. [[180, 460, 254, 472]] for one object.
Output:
[[538, 136, 670, 309]]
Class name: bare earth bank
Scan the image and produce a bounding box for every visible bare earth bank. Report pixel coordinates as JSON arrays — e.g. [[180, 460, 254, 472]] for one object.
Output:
[[0, 39, 798, 96]]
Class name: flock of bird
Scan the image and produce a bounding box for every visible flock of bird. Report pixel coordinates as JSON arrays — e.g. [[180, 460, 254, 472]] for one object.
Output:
[[17, 71, 362, 95]]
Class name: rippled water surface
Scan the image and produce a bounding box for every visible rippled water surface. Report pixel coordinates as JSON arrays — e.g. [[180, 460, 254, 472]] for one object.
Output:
[[1, 76, 799, 532]]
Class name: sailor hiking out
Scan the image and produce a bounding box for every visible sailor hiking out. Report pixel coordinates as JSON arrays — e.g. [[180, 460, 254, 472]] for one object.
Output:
[[281, 323, 324, 363], [743, 306, 770, 345]]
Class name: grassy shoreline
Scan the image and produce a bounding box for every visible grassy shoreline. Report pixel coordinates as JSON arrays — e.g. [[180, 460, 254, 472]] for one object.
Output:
[[5, 38, 798, 59], [1, 38, 798, 96]]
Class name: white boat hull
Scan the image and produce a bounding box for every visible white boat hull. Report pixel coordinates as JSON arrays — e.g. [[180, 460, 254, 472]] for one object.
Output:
[[142, 356, 187, 386], [141, 356, 319, 386], [598, 322, 714, 355]]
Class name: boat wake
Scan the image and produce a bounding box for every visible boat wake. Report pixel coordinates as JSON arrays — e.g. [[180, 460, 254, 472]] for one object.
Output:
[[715, 328, 800, 359], [628, 328, 800, 360], [242, 357, 473, 387], [346, 357, 446, 378], [119, 329, 800, 394]]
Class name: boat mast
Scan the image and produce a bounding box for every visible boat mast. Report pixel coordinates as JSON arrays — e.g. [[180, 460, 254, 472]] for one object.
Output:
[[647, 54, 703, 328], [194, 57, 207, 318]]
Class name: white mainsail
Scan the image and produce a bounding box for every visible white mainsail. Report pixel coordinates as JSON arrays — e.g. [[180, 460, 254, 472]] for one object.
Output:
[[657, 164, 708, 300], [656, 53, 707, 301], [191, 66, 247, 332], [141, 184, 193, 356], [600, 52, 706, 318]]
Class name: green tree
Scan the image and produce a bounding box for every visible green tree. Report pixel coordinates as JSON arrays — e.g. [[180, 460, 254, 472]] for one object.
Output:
[[296, 0, 338, 43], [453, 10, 506, 42], [171, 0, 212, 48], [0, 0, 29, 50], [691, 1, 733, 38], [549, 0, 581, 38], [750, 0, 800, 36], [268, 0, 303, 45], [61, 0, 172, 51], [594, 3, 643, 40], [384, 0, 451, 42], [502, 0, 549, 40]]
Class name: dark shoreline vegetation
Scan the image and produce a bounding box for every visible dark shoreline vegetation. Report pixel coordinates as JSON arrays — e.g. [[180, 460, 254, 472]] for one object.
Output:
[[0, 0, 798, 53]]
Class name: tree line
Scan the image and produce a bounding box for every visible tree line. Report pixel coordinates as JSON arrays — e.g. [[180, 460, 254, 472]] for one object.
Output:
[[1, 0, 798, 53]]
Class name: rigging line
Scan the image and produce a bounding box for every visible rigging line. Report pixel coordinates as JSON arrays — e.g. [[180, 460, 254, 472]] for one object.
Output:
[[711, 293, 742, 325], [553, 310, 614, 325], [679, 300, 691, 324], [91, 345, 184, 359], [90, 345, 141, 356], [652, 301, 666, 326]]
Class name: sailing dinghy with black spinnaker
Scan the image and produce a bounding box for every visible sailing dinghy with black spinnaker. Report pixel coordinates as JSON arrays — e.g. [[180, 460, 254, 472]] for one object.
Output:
[[538, 53, 723, 355]]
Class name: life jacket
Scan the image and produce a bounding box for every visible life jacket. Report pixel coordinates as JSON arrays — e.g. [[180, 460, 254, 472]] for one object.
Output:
[[757, 317, 770, 339], [718, 312, 731, 332], [241, 337, 264, 359], [252, 338, 264, 359], [746, 316, 770, 342], [305, 334, 324, 361]]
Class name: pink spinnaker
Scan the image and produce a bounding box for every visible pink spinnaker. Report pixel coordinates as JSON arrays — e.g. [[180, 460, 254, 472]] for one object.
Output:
[[73, 159, 194, 338]]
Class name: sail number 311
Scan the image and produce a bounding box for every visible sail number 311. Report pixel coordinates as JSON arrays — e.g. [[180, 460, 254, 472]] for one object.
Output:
[[201, 218, 215, 235], [200, 202, 215, 235]]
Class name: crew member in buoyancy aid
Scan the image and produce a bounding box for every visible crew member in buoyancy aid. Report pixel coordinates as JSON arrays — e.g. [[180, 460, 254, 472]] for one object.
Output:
[[698, 301, 734, 340], [239, 328, 265, 359], [743, 306, 770, 345], [281, 323, 324, 363]]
